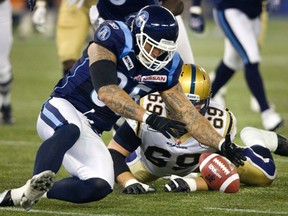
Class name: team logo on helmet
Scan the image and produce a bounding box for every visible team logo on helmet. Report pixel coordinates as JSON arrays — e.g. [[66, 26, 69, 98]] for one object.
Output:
[[110, 0, 125, 5], [135, 11, 149, 28], [97, 25, 111, 41]]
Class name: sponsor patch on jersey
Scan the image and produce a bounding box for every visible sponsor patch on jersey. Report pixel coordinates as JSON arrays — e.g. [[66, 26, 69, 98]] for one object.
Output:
[[97, 25, 111, 41], [135, 10, 149, 28], [122, 56, 134, 70], [134, 75, 167, 82]]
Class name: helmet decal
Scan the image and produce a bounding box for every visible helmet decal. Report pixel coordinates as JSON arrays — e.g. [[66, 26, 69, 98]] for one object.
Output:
[[135, 11, 149, 28]]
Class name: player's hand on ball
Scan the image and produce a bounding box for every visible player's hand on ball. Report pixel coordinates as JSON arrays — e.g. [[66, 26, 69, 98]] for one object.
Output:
[[219, 134, 246, 167], [122, 179, 156, 194]]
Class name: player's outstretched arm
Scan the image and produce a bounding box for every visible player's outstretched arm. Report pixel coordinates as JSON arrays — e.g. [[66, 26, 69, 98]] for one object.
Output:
[[88, 43, 186, 138], [160, 83, 246, 166], [108, 139, 155, 194]]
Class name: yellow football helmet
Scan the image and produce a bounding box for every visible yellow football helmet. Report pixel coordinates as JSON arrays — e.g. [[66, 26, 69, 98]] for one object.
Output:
[[179, 64, 211, 115]]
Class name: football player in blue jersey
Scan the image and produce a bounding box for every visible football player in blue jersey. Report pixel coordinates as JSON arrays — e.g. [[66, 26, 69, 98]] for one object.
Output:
[[106, 64, 288, 194], [189, 0, 284, 131], [91, 0, 195, 64], [0, 5, 245, 210]]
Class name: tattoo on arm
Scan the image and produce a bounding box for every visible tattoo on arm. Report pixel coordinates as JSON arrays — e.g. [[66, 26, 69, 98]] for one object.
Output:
[[161, 83, 222, 149], [88, 43, 117, 65], [99, 85, 144, 122]]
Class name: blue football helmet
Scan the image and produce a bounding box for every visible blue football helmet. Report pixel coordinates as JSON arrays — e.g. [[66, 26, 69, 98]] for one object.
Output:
[[132, 5, 179, 71], [179, 64, 211, 115]]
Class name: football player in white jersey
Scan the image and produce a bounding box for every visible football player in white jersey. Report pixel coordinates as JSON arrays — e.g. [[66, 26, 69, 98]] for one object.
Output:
[[0, 0, 14, 124], [108, 64, 288, 194]]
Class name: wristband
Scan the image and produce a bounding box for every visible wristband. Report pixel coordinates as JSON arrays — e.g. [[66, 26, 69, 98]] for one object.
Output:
[[125, 179, 139, 187], [142, 111, 152, 123], [190, 6, 202, 15], [218, 138, 225, 151], [185, 178, 197, 192]]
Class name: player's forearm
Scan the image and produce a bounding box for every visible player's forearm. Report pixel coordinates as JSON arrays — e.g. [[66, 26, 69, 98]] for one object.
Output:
[[116, 172, 136, 187], [161, 84, 223, 149], [98, 85, 146, 122]]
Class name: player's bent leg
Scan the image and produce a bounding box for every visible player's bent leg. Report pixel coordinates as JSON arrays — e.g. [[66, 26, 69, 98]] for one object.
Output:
[[240, 126, 288, 156], [47, 177, 112, 203], [34, 123, 81, 175]]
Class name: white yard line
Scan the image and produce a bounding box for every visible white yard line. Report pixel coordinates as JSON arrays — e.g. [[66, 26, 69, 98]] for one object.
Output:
[[0, 140, 39, 146], [205, 207, 288, 215], [0, 207, 116, 216]]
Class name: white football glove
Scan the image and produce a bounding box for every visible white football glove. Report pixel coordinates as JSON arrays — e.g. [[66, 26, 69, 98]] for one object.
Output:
[[164, 175, 197, 192], [122, 179, 156, 194], [66, 0, 85, 8], [32, 0, 47, 33]]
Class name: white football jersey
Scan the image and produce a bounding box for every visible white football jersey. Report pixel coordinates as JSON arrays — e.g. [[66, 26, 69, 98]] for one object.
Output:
[[127, 93, 237, 177]]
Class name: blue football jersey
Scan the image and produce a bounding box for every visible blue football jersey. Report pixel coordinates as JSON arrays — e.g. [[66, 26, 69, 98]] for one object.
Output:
[[214, 0, 262, 18], [97, 0, 159, 21], [51, 20, 183, 133]]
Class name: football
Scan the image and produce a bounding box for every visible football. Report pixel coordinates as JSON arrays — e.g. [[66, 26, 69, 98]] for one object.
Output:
[[199, 152, 240, 193]]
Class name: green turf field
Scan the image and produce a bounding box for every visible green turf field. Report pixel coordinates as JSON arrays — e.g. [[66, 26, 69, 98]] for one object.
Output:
[[0, 18, 288, 216]]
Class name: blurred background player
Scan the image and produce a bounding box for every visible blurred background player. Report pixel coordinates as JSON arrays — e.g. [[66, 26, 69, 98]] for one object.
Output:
[[188, 0, 284, 131], [107, 64, 288, 194], [32, 0, 97, 76], [0, 0, 15, 124], [31, 0, 195, 76]]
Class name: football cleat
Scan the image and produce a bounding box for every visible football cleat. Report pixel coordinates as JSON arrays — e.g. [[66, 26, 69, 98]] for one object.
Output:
[[261, 108, 284, 131], [0, 190, 15, 207], [20, 170, 55, 211], [274, 134, 288, 156], [0, 104, 15, 124]]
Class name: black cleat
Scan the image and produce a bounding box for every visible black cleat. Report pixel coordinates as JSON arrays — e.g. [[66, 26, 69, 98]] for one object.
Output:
[[274, 134, 288, 156], [0, 190, 15, 207], [0, 105, 15, 124]]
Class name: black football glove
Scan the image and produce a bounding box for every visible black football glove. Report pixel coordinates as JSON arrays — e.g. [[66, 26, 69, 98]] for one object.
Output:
[[146, 113, 186, 139], [219, 134, 246, 167], [189, 7, 205, 33], [122, 179, 156, 194], [28, 0, 36, 11], [164, 178, 190, 192]]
